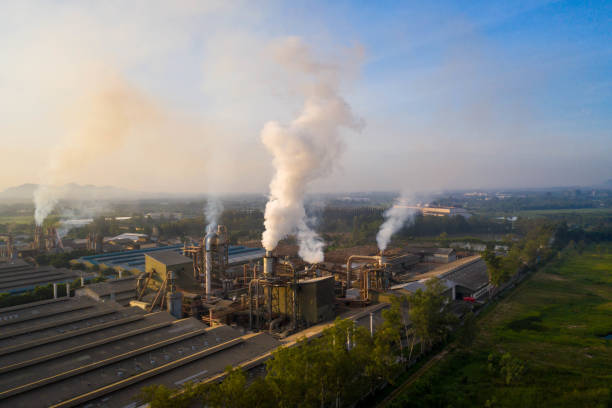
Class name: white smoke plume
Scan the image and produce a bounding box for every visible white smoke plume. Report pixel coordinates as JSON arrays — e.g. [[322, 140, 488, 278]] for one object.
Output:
[[33, 71, 161, 226], [261, 37, 362, 263], [376, 195, 418, 252], [34, 187, 60, 226], [204, 197, 224, 234]]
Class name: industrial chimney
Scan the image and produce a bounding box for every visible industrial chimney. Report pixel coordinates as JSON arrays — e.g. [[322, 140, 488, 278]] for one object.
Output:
[[263, 251, 274, 277]]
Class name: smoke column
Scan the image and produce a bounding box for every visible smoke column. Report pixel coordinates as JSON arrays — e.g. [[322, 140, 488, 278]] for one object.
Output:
[[33, 72, 160, 226], [376, 196, 417, 252], [204, 197, 223, 233], [261, 37, 362, 263]]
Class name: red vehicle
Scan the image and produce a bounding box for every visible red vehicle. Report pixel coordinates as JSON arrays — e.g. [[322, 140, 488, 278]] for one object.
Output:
[[463, 296, 476, 303]]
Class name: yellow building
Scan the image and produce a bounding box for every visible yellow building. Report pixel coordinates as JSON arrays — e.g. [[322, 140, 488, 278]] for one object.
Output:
[[144, 250, 194, 290]]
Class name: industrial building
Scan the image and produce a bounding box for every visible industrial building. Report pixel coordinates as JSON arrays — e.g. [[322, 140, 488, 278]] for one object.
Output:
[[405, 246, 457, 263], [391, 279, 456, 299], [0, 212, 493, 407], [75, 276, 137, 306], [145, 251, 193, 283], [443, 257, 490, 299], [390, 256, 490, 301], [275, 275, 336, 326], [0, 296, 280, 408], [77, 244, 265, 274], [395, 204, 472, 218], [0, 260, 95, 294]]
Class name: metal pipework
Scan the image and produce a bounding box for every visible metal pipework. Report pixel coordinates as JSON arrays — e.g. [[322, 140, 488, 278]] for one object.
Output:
[[346, 255, 385, 290]]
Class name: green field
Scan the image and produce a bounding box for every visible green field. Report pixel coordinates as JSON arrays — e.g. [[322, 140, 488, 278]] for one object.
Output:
[[518, 207, 612, 218], [0, 215, 34, 225], [389, 245, 612, 408]]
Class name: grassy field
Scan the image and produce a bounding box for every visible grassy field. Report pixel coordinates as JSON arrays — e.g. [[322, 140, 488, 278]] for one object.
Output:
[[0, 215, 34, 225], [518, 207, 612, 218], [388, 244, 612, 408]]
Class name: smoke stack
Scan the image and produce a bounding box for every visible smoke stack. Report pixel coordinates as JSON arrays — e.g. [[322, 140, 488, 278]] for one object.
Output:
[[378, 251, 386, 267], [204, 230, 217, 300], [263, 251, 274, 277]]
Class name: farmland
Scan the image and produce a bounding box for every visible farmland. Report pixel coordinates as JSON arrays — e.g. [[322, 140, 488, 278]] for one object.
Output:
[[389, 244, 612, 408]]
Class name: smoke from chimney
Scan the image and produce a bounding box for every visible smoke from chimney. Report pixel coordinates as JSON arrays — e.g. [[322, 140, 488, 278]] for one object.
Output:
[[33, 72, 161, 226], [376, 195, 417, 252], [260, 37, 362, 263], [204, 196, 223, 234]]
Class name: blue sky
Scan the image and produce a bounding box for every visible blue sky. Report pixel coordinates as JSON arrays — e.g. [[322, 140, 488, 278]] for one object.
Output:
[[0, 0, 610, 193]]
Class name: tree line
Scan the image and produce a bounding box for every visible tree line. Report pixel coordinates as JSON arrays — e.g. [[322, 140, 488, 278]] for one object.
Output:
[[482, 220, 612, 287], [139, 279, 459, 408]]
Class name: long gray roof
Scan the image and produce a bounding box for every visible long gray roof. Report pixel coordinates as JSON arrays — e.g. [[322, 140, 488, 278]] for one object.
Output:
[[443, 258, 489, 291], [0, 262, 95, 294], [0, 297, 280, 408], [145, 250, 193, 266]]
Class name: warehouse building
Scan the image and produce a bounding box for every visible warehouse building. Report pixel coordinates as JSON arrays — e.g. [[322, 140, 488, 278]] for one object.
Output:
[[391, 256, 489, 300], [0, 296, 280, 408], [77, 244, 265, 274], [75, 276, 138, 306], [405, 246, 457, 263], [391, 279, 455, 300], [0, 260, 95, 294], [442, 258, 490, 300]]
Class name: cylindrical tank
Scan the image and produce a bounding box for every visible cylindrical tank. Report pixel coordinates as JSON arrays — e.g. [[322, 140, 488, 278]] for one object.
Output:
[[263, 251, 274, 277], [167, 291, 183, 319]]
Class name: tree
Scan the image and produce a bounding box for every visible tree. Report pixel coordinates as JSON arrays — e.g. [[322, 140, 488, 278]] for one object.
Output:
[[138, 383, 200, 408], [456, 311, 478, 349], [202, 367, 272, 408], [487, 352, 525, 385], [408, 278, 457, 352], [483, 249, 516, 287]]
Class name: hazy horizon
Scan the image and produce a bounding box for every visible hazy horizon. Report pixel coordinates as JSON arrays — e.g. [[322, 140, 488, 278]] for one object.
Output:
[[1, 1, 611, 196]]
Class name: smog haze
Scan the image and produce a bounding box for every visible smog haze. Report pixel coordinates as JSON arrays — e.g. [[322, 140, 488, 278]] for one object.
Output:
[[1, 1, 611, 196]]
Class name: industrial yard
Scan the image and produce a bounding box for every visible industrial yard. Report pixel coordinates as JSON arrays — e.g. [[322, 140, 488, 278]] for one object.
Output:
[[1, 1, 611, 407], [0, 215, 494, 407]]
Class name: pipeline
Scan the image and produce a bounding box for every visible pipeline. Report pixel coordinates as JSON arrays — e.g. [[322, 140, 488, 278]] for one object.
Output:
[[346, 255, 384, 291]]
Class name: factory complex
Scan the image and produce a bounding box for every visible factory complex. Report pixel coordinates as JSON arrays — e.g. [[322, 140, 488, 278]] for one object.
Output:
[[0, 222, 492, 407]]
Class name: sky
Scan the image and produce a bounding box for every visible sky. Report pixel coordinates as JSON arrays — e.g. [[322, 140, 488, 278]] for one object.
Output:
[[0, 0, 610, 195]]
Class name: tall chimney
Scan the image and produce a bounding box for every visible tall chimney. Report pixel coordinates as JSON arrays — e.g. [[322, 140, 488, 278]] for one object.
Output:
[[263, 251, 274, 277]]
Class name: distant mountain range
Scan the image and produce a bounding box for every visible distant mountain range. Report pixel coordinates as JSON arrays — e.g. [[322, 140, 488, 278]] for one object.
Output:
[[0, 183, 153, 203]]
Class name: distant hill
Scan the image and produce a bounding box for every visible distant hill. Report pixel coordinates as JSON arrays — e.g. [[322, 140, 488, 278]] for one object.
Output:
[[0, 183, 153, 203], [0, 184, 38, 201]]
